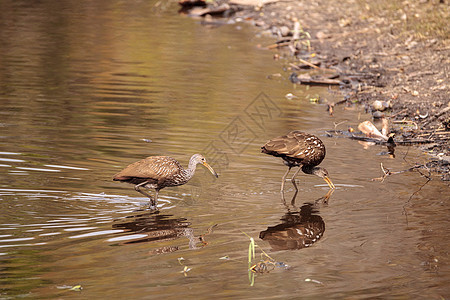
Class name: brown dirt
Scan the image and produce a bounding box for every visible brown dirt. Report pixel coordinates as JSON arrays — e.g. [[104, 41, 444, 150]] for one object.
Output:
[[179, 0, 449, 180]]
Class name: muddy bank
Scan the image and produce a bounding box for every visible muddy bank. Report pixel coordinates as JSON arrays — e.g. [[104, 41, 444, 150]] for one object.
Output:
[[179, 0, 449, 180]]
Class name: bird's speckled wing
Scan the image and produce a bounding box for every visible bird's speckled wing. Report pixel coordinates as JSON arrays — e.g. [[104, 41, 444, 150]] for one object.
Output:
[[262, 131, 325, 165], [113, 156, 183, 183]]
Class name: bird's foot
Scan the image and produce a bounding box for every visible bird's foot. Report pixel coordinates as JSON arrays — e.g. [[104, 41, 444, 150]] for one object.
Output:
[[149, 201, 158, 211]]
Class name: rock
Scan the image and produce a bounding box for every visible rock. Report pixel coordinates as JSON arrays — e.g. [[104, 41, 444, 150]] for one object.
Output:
[[372, 111, 385, 119], [372, 100, 392, 111], [179, 0, 206, 8], [279, 26, 291, 37]]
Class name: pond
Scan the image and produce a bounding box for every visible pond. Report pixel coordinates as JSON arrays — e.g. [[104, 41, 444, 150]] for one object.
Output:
[[0, 0, 448, 298]]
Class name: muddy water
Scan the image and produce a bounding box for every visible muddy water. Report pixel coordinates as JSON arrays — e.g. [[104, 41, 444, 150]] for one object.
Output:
[[0, 1, 449, 299]]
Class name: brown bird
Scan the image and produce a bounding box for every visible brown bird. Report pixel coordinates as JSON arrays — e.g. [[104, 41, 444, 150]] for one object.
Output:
[[113, 154, 218, 208], [261, 131, 335, 192]]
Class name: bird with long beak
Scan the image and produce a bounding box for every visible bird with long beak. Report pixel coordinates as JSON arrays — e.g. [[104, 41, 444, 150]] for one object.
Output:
[[262, 131, 335, 192], [113, 154, 218, 208]]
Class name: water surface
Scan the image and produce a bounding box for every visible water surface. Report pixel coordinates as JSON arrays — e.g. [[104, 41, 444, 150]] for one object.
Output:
[[0, 0, 449, 299]]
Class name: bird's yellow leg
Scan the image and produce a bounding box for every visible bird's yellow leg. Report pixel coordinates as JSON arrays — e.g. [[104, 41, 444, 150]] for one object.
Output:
[[280, 167, 292, 193], [290, 167, 301, 191], [134, 181, 157, 207]]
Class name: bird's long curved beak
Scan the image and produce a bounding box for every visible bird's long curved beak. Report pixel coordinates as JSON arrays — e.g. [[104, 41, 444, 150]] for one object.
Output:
[[202, 162, 219, 178], [323, 176, 335, 189]]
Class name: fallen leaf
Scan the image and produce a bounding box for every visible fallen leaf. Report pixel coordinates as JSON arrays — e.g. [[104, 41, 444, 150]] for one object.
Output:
[[358, 121, 388, 140]]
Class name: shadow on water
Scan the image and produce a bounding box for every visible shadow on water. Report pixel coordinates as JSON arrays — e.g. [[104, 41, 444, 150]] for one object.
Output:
[[110, 210, 216, 253], [260, 190, 333, 251]]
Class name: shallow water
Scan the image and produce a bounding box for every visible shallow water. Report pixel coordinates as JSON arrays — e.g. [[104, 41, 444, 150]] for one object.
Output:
[[0, 1, 449, 299]]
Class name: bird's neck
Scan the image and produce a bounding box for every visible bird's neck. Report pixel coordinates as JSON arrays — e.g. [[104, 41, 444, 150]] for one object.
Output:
[[183, 157, 198, 180], [301, 165, 318, 175]]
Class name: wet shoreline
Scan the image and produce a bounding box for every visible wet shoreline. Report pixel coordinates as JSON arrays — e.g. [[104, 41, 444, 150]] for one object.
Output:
[[179, 0, 449, 180]]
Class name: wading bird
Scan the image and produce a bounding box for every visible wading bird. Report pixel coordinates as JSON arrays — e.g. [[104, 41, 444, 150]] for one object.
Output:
[[113, 154, 218, 208], [261, 131, 335, 192]]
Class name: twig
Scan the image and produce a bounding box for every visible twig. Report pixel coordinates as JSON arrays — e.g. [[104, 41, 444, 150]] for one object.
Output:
[[350, 135, 389, 144], [372, 163, 391, 182], [396, 139, 445, 145], [402, 146, 410, 162], [419, 131, 450, 137], [372, 160, 436, 182], [389, 108, 408, 119], [289, 63, 300, 70], [295, 76, 341, 85], [327, 130, 443, 145], [333, 98, 349, 106], [422, 106, 450, 127], [297, 58, 320, 69], [198, 223, 218, 245], [402, 177, 431, 226], [415, 163, 432, 180], [267, 41, 291, 49], [333, 120, 347, 130], [392, 119, 418, 130]]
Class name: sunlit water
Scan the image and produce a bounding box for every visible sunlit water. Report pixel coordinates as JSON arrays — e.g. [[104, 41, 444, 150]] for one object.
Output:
[[0, 0, 449, 299]]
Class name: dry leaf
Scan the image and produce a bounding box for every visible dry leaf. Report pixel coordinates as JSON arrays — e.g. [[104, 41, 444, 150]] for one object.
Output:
[[358, 121, 388, 140]]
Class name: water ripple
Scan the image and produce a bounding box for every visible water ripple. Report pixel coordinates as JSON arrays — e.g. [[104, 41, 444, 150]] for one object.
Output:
[[44, 164, 90, 170], [0, 189, 176, 254], [69, 229, 124, 239], [0, 158, 25, 163], [16, 167, 60, 172]]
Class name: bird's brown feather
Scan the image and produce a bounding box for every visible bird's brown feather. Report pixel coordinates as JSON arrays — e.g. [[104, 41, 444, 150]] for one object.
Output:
[[262, 131, 326, 166], [113, 156, 183, 184]]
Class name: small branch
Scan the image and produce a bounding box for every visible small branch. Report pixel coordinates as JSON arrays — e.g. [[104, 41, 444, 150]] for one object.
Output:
[[372, 161, 434, 182], [422, 106, 450, 127], [333, 120, 347, 130], [402, 177, 431, 226], [297, 58, 320, 69], [390, 108, 408, 119], [267, 41, 291, 49], [392, 119, 418, 130], [371, 163, 391, 182]]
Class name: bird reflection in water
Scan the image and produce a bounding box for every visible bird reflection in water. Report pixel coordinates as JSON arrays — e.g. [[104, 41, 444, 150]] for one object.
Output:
[[111, 211, 216, 254], [260, 190, 333, 251]]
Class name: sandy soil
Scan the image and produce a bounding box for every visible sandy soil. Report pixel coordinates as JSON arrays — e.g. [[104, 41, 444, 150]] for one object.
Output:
[[179, 0, 449, 179]]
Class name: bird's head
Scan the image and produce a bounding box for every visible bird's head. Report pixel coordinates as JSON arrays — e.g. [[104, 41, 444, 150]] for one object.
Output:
[[191, 154, 219, 178], [307, 166, 335, 189]]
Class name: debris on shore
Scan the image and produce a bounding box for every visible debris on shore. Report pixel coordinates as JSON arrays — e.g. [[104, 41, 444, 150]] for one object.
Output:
[[178, 0, 449, 179]]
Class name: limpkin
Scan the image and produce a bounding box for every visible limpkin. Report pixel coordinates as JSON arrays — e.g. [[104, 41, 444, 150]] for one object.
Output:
[[113, 154, 218, 208], [261, 130, 335, 192]]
